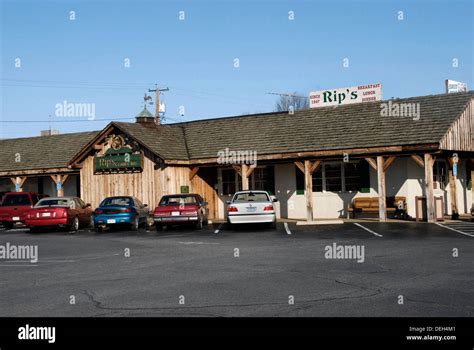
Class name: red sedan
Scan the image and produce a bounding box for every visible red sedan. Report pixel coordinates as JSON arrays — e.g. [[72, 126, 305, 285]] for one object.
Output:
[[153, 194, 208, 230], [26, 197, 93, 233]]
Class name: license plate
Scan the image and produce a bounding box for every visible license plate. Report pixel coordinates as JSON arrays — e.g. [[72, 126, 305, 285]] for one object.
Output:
[[12, 216, 20, 221], [246, 207, 257, 212], [171, 211, 180, 216], [42, 212, 51, 217], [107, 219, 116, 224]]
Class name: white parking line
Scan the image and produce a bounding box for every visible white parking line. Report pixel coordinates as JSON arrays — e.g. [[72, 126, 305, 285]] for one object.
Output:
[[435, 223, 474, 237], [353, 223, 383, 237], [283, 222, 292, 235]]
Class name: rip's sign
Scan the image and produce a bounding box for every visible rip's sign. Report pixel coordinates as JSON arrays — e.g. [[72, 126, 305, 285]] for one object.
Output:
[[94, 148, 143, 173], [309, 83, 382, 108]]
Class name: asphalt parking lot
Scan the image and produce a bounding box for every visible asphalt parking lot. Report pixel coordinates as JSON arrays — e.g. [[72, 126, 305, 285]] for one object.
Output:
[[0, 221, 473, 317]]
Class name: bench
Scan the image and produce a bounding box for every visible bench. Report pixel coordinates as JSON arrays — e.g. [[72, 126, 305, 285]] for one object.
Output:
[[347, 196, 406, 219]]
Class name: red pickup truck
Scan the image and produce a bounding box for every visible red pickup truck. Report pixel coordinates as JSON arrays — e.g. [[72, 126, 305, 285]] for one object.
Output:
[[0, 192, 44, 229]]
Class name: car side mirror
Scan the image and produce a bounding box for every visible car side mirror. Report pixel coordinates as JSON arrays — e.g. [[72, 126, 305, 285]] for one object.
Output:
[[144, 204, 148, 207], [226, 200, 231, 205], [202, 201, 208, 206], [272, 198, 279, 202], [86, 203, 91, 207]]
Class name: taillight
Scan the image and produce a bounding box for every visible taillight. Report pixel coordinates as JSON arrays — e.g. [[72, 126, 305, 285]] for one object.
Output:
[[122, 208, 133, 213], [181, 210, 197, 216], [95, 209, 103, 214], [264, 205, 274, 211], [228, 206, 238, 212], [61, 209, 67, 218]]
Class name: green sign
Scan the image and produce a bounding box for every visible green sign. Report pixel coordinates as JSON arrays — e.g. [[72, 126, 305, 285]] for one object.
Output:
[[180, 185, 189, 194], [94, 148, 143, 173]]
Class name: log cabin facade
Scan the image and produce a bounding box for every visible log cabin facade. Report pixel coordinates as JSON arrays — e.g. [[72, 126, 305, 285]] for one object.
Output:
[[1, 91, 473, 223]]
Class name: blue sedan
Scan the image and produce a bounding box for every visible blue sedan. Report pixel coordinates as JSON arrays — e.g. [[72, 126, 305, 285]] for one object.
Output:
[[93, 196, 149, 232]]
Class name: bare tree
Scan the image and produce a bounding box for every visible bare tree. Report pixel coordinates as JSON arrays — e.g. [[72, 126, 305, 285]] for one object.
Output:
[[274, 92, 309, 112]]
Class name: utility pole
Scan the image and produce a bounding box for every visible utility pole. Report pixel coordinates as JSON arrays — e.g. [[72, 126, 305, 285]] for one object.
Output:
[[148, 85, 169, 125]]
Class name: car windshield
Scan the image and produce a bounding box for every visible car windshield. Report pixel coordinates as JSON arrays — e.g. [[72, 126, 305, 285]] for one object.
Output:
[[233, 192, 269, 203], [1, 194, 30, 206], [160, 196, 197, 205], [100, 197, 133, 207], [35, 199, 71, 207]]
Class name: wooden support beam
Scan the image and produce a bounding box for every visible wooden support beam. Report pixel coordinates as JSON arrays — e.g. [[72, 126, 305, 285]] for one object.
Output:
[[241, 164, 249, 190], [448, 158, 459, 219], [410, 154, 425, 168], [424, 154, 436, 222], [232, 165, 242, 176], [304, 160, 314, 221], [310, 160, 321, 174], [294, 161, 305, 174], [10, 176, 27, 192], [365, 157, 377, 171], [376, 156, 387, 222], [383, 156, 397, 172], [189, 167, 199, 181], [246, 163, 257, 178], [50, 174, 69, 197]]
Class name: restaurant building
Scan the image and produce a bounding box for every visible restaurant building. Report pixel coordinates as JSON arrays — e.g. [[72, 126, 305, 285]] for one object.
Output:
[[0, 91, 473, 223]]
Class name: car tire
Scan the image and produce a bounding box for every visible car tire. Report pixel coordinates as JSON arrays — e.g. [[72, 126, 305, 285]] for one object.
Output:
[[3, 222, 13, 230], [155, 224, 162, 232], [195, 217, 203, 230], [95, 225, 103, 233], [29, 227, 38, 233], [131, 217, 139, 231], [269, 220, 277, 230], [68, 216, 79, 233]]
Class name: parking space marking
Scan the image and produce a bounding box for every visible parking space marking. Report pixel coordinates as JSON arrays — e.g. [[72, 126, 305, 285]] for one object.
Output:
[[177, 242, 220, 245], [436, 223, 474, 237], [353, 223, 383, 237], [283, 222, 291, 235]]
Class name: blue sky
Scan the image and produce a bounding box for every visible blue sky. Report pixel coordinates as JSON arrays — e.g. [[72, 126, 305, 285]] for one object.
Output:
[[0, 0, 472, 138]]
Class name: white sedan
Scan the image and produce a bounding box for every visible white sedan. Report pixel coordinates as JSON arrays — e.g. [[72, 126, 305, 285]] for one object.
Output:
[[226, 190, 277, 228]]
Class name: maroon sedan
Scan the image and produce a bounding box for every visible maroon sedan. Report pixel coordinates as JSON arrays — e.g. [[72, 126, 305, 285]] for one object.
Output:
[[153, 194, 208, 230], [26, 196, 93, 232]]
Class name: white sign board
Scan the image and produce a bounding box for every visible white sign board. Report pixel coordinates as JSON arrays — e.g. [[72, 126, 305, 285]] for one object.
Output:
[[159, 103, 166, 113], [309, 83, 383, 108], [445, 79, 467, 94]]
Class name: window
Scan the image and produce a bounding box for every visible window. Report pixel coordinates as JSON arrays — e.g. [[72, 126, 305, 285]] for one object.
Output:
[[434, 160, 448, 189], [1, 194, 31, 206], [222, 169, 238, 195], [312, 166, 323, 192], [221, 167, 274, 195], [250, 167, 275, 194], [297, 161, 370, 194], [233, 192, 270, 203], [100, 197, 133, 207], [160, 195, 198, 205], [324, 163, 342, 191]]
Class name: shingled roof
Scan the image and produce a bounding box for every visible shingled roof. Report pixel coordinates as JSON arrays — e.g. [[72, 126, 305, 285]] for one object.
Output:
[[0, 131, 99, 172], [1, 91, 472, 173], [178, 91, 473, 159]]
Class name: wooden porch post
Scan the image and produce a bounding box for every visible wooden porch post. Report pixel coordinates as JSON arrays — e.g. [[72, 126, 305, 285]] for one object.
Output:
[[424, 154, 435, 223], [304, 160, 313, 222], [241, 164, 249, 190], [376, 156, 387, 222], [448, 157, 459, 219]]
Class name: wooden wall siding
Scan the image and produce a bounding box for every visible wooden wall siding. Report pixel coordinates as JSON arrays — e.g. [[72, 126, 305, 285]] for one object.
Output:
[[191, 168, 218, 219], [440, 98, 474, 152], [80, 154, 219, 218]]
